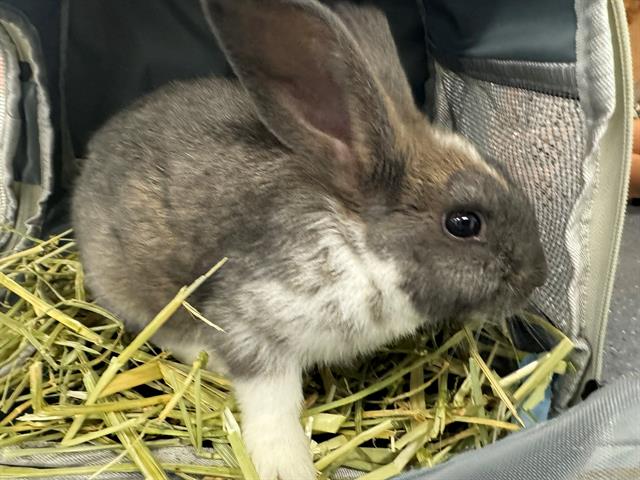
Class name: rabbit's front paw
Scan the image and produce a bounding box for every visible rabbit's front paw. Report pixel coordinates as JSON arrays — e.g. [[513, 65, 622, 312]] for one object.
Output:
[[234, 369, 316, 480], [246, 426, 316, 480]]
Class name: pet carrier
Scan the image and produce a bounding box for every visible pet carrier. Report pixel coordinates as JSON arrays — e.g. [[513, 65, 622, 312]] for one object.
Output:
[[0, 0, 636, 479]]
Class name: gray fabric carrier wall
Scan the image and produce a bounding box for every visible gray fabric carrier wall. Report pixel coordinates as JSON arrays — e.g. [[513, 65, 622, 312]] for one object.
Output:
[[0, 0, 636, 479], [0, 3, 53, 252]]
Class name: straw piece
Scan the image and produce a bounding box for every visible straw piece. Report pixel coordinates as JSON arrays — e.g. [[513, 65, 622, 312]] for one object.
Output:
[[498, 360, 539, 388], [305, 413, 347, 434], [157, 352, 207, 422], [0, 229, 71, 269], [27, 362, 44, 416], [464, 326, 524, 427], [358, 436, 427, 480], [100, 361, 164, 398], [0, 399, 32, 427], [42, 394, 172, 416], [522, 372, 553, 412], [448, 415, 520, 431], [314, 420, 395, 471], [312, 435, 349, 458], [394, 420, 435, 451], [63, 408, 159, 447], [347, 447, 395, 466], [513, 337, 574, 404], [0, 312, 58, 368], [223, 408, 260, 480], [33, 241, 77, 266], [183, 301, 225, 333], [0, 272, 101, 344], [386, 363, 448, 404]]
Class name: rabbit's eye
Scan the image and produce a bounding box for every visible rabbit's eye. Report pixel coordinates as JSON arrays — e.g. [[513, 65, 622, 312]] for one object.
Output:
[[444, 212, 482, 239]]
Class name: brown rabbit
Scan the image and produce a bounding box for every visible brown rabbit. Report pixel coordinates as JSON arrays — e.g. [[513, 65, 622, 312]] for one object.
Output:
[[72, 1, 547, 478]]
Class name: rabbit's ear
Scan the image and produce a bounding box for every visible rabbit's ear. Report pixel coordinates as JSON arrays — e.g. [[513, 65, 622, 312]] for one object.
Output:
[[201, 0, 390, 194], [333, 3, 419, 122]]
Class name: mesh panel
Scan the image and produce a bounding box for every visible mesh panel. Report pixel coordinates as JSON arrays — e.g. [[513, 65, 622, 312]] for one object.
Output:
[[433, 65, 587, 335]]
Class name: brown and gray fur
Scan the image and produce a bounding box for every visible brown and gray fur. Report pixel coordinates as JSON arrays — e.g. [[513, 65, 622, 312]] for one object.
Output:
[[72, 1, 546, 479]]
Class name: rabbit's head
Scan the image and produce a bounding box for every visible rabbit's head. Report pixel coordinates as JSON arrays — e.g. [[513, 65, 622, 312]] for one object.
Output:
[[202, 0, 546, 326]]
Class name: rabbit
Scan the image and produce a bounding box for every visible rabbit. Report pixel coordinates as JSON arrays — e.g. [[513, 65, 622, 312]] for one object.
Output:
[[71, 0, 547, 479]]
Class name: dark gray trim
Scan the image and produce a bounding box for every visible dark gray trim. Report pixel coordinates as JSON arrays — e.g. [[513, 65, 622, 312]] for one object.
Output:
[[435, 55, 579, 98]]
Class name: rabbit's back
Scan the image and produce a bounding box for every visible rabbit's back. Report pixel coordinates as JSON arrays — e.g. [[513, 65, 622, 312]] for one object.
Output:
[[72, 78, 297, 329]]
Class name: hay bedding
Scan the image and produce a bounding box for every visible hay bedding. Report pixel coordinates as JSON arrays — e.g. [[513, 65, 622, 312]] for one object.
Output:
[[0, 230, 573, 479]]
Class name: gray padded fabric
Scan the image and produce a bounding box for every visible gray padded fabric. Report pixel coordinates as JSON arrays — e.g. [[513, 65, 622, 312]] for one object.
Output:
[[0, 19, 21, 247], [0, 4, 55, 248], [396, 375, 640, 480], [2, 446, 223, 480]]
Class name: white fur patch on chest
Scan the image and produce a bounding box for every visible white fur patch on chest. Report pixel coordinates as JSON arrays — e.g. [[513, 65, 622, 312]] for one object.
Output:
[[249, 216, 427, 367]]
